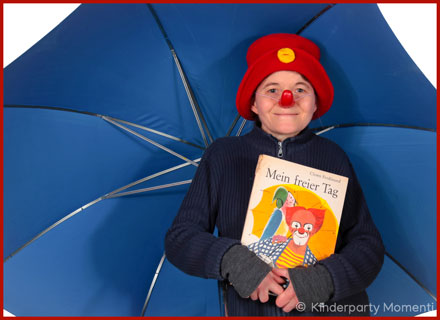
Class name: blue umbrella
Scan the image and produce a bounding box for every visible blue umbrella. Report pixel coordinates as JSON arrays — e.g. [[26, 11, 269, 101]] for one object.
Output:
[[3, 3, 436, 316]]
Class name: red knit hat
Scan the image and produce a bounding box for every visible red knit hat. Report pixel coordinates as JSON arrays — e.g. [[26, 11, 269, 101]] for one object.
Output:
[[236, 33, 334, 120]]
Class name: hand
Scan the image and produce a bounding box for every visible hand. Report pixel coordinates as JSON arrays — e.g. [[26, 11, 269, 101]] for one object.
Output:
[[272, 235, 288, 243], [249, 269, 285, 303], [272, 268, 300, 313]]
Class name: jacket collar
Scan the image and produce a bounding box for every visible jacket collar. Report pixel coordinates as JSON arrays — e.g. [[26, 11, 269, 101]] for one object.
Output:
[[245, 124, 314, 147]]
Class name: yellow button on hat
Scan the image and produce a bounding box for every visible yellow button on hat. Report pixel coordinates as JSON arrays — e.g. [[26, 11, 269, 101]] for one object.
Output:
[[277, 48, 295, 63]]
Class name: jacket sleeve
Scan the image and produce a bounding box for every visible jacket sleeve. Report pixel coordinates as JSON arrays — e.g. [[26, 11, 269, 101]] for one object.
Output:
[[320, 159, 385, 302], [164, 143, 241, 280]]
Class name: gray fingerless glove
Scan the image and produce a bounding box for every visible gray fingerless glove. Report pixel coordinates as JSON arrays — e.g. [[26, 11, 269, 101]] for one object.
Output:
[[221, 244, 272, 298], [288, 264, 334, 310]]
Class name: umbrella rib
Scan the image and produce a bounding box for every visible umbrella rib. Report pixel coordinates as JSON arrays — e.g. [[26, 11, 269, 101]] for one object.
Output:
[[4, 104, 205, 149], [147, 4, 214, 147], [102, 116, 199, 167], [104, 180, 192, 199], [236, 118, 247, 136], [103, 158, 200, 198], [311, 122, 436, 132], [4, 104, 101, 116], [385, 252, 437, 301], [141, 253, 167, 316], [315, 126, 336, 135], [3, 198, 102, 263], [172, 50, 213, 147], [102, 116, 205, 150], [296, 4, 336, 35], [226, 114, 241, 137], [3, 159, 200, 262]]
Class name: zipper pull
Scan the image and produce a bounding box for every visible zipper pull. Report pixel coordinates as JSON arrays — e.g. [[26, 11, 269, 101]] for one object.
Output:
[[277, 141, 283, 158]]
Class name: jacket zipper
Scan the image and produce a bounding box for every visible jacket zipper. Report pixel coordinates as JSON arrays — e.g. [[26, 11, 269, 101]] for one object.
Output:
[[277, 141, 283, 158]]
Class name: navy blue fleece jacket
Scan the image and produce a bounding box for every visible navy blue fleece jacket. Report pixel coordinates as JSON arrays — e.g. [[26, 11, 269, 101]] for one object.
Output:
[[165, 126, 384, 316]]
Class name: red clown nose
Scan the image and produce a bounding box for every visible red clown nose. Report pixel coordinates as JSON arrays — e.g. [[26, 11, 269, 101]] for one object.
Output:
[[280, 90, 294, 107]]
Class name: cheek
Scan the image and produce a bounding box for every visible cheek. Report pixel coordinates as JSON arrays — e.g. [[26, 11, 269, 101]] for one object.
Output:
[[305, 101, 317, 114]]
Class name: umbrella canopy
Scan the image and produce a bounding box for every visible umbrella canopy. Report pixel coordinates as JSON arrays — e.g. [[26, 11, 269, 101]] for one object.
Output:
[[3, 3, 436, 316]]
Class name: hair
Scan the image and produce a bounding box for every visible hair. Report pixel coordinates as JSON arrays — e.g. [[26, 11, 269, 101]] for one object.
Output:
[[285, 206, 326, 233]]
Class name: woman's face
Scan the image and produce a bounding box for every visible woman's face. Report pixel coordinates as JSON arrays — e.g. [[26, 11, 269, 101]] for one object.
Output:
[[251, 71, 317, 141]]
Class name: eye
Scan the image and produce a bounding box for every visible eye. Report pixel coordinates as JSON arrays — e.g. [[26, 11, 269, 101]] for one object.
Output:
[[295, 88, 305, 93], [292, 221, 301, 228], [304, 223, 313, 232], [268, 88, 277, 94]]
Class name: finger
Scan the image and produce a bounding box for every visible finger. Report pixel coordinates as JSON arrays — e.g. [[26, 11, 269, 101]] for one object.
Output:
[[272, 268, 289, 278], [270, 272, 286, 284], [269, 282, 284, 296], [259, 290, 269, 303], [282, 297, 299, 313], [275, 285, 295, 308], [275, 290, 289, 308], [250, 291, 258, 301]]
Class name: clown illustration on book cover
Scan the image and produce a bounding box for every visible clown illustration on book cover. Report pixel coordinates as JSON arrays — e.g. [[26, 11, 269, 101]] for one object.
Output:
[[241, 155, 349, 268]]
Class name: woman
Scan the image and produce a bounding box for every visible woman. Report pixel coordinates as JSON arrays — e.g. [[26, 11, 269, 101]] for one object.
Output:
[[165, 33, 384, 316]]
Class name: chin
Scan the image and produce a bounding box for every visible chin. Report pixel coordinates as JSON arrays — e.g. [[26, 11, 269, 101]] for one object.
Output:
[[293, 234, 309, 246], [277, 124, 306, 135], [277, 130, 301, 139]]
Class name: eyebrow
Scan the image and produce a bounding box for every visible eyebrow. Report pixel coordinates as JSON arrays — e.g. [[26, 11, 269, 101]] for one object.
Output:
[[296, 81, 312, 88], [261, 82, 279, 89], [262, 81, 312, 88]]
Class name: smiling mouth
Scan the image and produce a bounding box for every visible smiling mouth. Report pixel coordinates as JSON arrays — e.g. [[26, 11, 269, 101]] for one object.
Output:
[[294, 231, 308, 238]]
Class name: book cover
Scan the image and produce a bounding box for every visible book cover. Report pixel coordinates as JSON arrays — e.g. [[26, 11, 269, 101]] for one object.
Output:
[[241, 154, 349, 269]]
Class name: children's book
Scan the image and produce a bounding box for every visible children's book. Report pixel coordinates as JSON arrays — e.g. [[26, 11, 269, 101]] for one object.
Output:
[[241, 154, 348, 269]]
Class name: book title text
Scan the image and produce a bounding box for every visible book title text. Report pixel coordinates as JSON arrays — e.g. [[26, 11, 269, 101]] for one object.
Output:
[[266, 168, 340, 198]]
